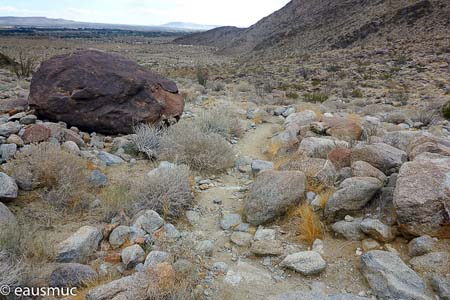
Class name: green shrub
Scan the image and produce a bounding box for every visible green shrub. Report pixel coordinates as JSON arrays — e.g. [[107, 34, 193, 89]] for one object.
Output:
[[196, 66, 208, 87], [442, 101, 450, 120], [286, 91, 299, 99], [304, 92, 328, 103], [352, 88, 363, 98]]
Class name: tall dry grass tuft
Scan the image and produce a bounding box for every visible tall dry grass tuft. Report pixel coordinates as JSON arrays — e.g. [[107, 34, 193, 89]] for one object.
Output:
[[295, 203, 323, 246]]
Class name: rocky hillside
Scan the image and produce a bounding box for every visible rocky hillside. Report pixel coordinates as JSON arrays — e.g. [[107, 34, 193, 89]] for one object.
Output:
[[175, 0, 450, 54]]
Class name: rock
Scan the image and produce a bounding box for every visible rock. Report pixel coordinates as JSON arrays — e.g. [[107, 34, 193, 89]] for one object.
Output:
[[280, 251, 326, 276], [97, 151, 124, 166], [360, 250, 429, 300], [251, 159, 274, 175], [224, 260, 274, 287], [161, 223, 181, 239], [89, 170, 108, 188], [270, 291, 370, 300], [109, 226, 145, 249], [351, 143, 407, 174], [244, 170, 306, 225], [21, 124, 51, 144], [195, 240, 214, 257], [351, 161, 387, 183], [0, 202, 17, 241], [143, 251, 169, 269], [285, 110, 317, 128], [325, 177, 382, 221], [85, 272, 150, 300], [331, 218, 366, 241], [212, 262, 229, 273], [173, 258, 195, 276], [360, 218, 395, 242], [409, 252, 449, 273], [327, 147, 352, 170], [254, 228, 276, 241], [6, 134, 24, 146], [362, 238, 381, 251], [230, 232, 253, 247], [324, 116, 363, 141], [19, 114, 37, 125], [29, 50, 184, 134], [132, 210, 164, 234], [408, 235, 434, 257], [56, 226, 102, 263], [382, 130, 424, 152], [431, 275, 450, 300], [407, 135, 450, 160], [0, 172, 18, 201], [312, 239, 324, 254], [298, 137, 348, 159], [221, 213, 242, 230], [250, 240, 283, 256], [186, 210, 200, 225], [0, 144, 17, 161], [49, 263, 97, 287], [0, 122, 21, 136], [62, 141, 80, 154], [393, 153, 450, 237], [64, 129, 85, 148], [121, 245, 145, 269]]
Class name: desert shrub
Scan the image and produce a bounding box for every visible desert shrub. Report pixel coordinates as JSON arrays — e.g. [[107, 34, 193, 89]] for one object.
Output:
[[196, 66, 208, 87], [413, 108, 439, 126], [295, 203, 323, 246], [11, 50, 35, 78], [211, 81, 225, 92], [0, 251, 23, 288], [304, 92, 328, 103], [388, 89, 408, 105], [100, 183, 134, 222], [236, 81, 252, 92], [133, 165, 193, 219], [352, 88, 363, 98], [326, 65, 340, 72], [160, 122, 235, 174], [286, 91, 299, 99], [5, 143, 91, 211], [194, 108, 243, 139], [443, 101, 450, 120], [132, 122, 166, 159]]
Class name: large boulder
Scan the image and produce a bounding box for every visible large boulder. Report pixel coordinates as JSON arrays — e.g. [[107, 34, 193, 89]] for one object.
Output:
[[56, 226, 102, 263], [360, 250, 429, 300], [28, 50, 184, 134], [324, 177, 383, 221], [394, 153, 450, 237], [351, 143, 406, 174], [323, 116, 363, 141], [244, 170, 305, 225], [298, 137, 348, 159]]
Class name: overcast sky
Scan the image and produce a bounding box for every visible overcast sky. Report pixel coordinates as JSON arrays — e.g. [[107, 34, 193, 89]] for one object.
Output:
[[0, 0, 291, 27]]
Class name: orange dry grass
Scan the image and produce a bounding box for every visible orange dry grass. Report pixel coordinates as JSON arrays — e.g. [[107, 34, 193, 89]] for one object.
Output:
[[295, 203, 323, 246], [265, 140, 282, 159]]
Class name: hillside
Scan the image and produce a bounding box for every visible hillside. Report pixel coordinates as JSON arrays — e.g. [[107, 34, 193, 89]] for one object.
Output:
[[174, 0, 450, 54]]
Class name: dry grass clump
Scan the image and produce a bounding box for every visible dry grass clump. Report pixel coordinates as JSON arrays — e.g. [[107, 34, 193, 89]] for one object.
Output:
[[146, 268, 197, 300], [291, 203, 323, 246], [132, 165, 193, 219], [0, 251, 23, 287], [100, 183, 134, 222], [194, 107, 243, 139], [160, 121, 235, 174], [132, 122, 166, 159], [5, 143, 91, 211]]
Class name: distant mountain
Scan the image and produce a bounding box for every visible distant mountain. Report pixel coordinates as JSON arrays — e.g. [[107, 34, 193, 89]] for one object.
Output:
[[162, 22, 220, 31], [0, 16, 195, 32], [175, 0, 450, 54]]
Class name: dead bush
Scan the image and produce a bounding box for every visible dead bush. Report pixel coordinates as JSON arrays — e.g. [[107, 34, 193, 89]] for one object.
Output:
[[100, 183, 134, 222], [132, 122, 166, 159], [0, 251, 23, 288], [194, 108, 243, 139], [5, 143, 91, 211], [11, 49, 36, 78], [132, 165, 193, 219], [160, 122, 235, 174]]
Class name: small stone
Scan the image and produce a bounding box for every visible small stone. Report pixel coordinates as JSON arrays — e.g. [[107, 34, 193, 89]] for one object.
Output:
[[280, 251, 327, 275], [250, 240, 283, 256], [56, 226, 102, 263], [360, 218, 395, 242], [19, 114, 37, 125], [186, 210, 200, 225], [109, 226, 145, 249], [409, 252, 449, 273], [251, 160, 274, 175], [196, 240, 214, 256], [62, 141, 80, 154], [362, 238, 381, 252], [212, 262, 229, 273], [408, 235, 434, 257], [331, 218, 365, 241], [121, 245, 145, 269], [254, 227, 276, 241], [0, 144, 17, 161], [221, 213, 242, 230], [312, 239, 324, 254], [89, 170, 108, 188], [132, 210, 164, 234], [97, 151, 124, 166], [431, 275, 450, 300], [49, 263, 97, 287], [6, 134, 23, 146], [143, 251, 170, 269], [230, 232, 253, 247]]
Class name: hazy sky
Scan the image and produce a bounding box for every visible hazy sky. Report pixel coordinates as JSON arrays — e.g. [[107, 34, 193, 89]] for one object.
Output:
[[0, 0, 290, 27]]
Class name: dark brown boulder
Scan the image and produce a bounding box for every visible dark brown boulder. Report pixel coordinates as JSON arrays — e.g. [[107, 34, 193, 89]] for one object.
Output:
[[28, 50, 184, 134]]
